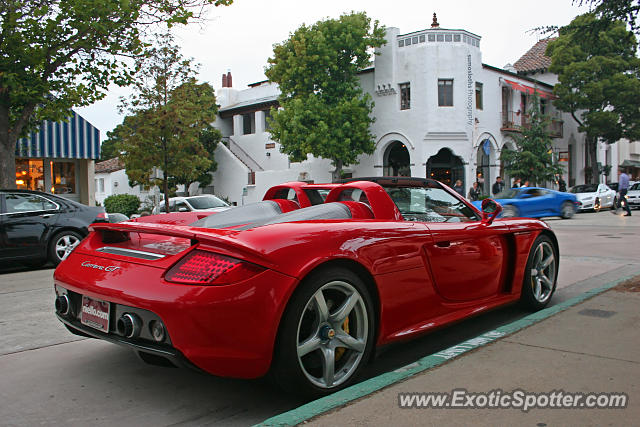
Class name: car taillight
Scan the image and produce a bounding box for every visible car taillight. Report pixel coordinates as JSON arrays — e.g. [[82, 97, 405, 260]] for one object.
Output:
[[95, 212, 109, 223], [165, 250, 265, 285]]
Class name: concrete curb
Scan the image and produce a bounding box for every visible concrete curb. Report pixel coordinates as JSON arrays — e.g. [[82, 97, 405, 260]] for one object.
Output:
[[258, 271, 640, 426]]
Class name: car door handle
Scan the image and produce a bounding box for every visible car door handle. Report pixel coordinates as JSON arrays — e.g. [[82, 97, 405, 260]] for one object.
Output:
[[435, 241, 451, 248], [40, 214, 54, 218]]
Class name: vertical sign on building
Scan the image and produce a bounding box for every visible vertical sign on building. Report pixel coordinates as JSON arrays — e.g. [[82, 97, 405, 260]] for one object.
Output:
[[467, 55, 473, 126]]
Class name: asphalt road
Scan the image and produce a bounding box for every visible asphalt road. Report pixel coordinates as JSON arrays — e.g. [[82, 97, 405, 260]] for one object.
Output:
[[0, 210, 638, 426]]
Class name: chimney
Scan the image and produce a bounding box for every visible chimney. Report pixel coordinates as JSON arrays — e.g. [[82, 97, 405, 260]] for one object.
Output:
[[431, 13, 440, 28], [222, 73, 227, 88], [226, 71, 232, 88]]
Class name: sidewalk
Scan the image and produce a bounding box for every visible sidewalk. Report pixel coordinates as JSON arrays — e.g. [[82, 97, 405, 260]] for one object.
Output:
[[263, 277, 640, 426]]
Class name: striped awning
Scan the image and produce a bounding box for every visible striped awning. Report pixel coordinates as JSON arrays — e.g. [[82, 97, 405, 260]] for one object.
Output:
[[15, 111, 100, 159]]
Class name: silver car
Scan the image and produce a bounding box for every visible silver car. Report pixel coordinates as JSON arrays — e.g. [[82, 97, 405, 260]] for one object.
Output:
[[152, 195, 230, 214]]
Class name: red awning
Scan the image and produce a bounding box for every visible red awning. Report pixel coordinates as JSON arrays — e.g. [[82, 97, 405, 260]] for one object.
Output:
[[504, 79, 555, 99]]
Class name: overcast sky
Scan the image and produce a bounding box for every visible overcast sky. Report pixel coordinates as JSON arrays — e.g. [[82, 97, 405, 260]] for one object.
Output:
[[76, 0, 591, 140]]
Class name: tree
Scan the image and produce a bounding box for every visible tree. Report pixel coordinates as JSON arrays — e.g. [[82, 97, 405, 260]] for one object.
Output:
[[501, 97, 563, 186], [0, 0, 232, 189], [169, 125, 221, 191], [547, 13, 640, 183], [265, 12, 386, 182], [117, 33, 218, 214], [99, 123, 128, 161], [575, 1, 640, 34]]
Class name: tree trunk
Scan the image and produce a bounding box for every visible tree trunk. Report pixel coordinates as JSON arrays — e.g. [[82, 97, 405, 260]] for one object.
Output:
[[588, 136, 599, 184], [0, 107, 18, 189], [331, 158, 344, 183]]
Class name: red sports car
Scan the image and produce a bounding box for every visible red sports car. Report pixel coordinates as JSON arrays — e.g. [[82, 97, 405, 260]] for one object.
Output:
[[53, 177, 558, 395]]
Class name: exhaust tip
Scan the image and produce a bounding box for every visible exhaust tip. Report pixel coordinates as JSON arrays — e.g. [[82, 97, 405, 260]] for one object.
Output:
[[116, 313, 142, 339], [55, 295, 70, 316]]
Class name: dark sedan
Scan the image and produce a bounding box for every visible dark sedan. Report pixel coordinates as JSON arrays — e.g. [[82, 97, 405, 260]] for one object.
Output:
[[0, 189, 107, 266]]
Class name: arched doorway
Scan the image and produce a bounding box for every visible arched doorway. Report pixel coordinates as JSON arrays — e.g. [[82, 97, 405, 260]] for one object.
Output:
[[476, 139, 492, 195], [383, 141, 410, 176], [426, 148, 464, 187]]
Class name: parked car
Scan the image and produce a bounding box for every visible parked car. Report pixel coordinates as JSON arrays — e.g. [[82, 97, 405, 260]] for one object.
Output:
[[152, 195, 230, 214], [53, 177, 559, 395], [106, 212, 129, 223], [626, 182, 640, 209], [569, 183, 617, 212], [0, 189, 107, 266], [472, 187, 579, 219]]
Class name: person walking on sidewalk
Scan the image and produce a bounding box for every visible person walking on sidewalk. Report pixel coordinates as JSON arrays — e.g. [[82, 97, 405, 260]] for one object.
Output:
[[452, 179, 465, 197], [492, 176, 505, 196], [615, 169, 632, 216], [468, 182, 481, 201]]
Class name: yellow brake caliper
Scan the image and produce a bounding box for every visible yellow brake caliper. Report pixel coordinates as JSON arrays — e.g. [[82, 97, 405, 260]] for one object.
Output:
[[335, 316, 349, 361]]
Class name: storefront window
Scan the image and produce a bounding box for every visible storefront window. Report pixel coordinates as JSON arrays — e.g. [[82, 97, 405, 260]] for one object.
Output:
[[52, 162, 76, 194], [15, 159, 45, 191]]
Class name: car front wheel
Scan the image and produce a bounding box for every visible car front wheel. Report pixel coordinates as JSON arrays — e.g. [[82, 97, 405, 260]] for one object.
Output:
[[502, 205, 519, 217], [521, 235, 558, 310], [560, 201, 575, 219], [271, 267, 375, 396]]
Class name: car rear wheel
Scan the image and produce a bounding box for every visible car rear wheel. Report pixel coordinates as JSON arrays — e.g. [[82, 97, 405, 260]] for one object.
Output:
[[271, 267, 375, 396], [560, 202, 575, 219], [49, 231, 83, 265], [521, 235, 558, 310], [502, 205, 519, 217]]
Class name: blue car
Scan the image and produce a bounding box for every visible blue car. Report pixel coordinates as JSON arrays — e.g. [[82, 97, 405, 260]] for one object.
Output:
[[472, 187, 579, 219]]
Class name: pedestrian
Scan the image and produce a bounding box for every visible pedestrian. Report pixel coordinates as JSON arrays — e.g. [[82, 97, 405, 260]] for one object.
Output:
[[468, 181, 481, 201], [512, 178, 521, 188], [492, 176, 505, 196], [452, 179, 464, 197], [615, 169, 632, 216], [557, 175, 567, 192]]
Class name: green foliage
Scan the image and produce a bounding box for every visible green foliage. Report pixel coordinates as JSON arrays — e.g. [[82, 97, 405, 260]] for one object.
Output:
[[103, 194, 140, 217], [116, 33, 218, 213], [100, 126, 125, 160], [0, 0, 232, 188], [501, 97, 563, 186], [575, 1, 640, 34], [547, 13, 640, 182], [265, 12, 386, 181]]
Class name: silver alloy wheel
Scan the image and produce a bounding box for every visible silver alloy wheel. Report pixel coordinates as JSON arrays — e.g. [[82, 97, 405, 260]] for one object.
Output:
[[502, 205, 518, 217], [55, 234, 81, 261], [296, 280, 368, 389], [561, 202, 575, 218], [529, 241, 556, 304]]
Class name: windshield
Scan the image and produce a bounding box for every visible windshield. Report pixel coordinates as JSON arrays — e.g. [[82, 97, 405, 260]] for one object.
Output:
[[570, 184, 598, 193], [495, 188, 519, 199], [383, 185, 479, 223], [186, 195, 229, 209], [630, 182, 640, 191]]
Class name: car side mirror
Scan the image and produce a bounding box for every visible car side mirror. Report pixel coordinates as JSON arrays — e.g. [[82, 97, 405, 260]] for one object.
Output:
[[178, 207, 188, 212], [481, 198, 502, 225]]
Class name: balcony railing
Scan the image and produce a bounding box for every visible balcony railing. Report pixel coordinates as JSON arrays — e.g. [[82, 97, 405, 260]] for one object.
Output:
[[501, 111, 563, 138]]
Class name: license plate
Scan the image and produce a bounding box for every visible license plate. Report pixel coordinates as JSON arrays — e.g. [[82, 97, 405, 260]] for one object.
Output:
[[80, 296, 110, 333]]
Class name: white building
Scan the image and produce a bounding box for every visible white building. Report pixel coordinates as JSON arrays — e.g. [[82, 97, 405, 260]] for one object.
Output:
[[211, 17, 626, 204], [94, 157, 158, 209]]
